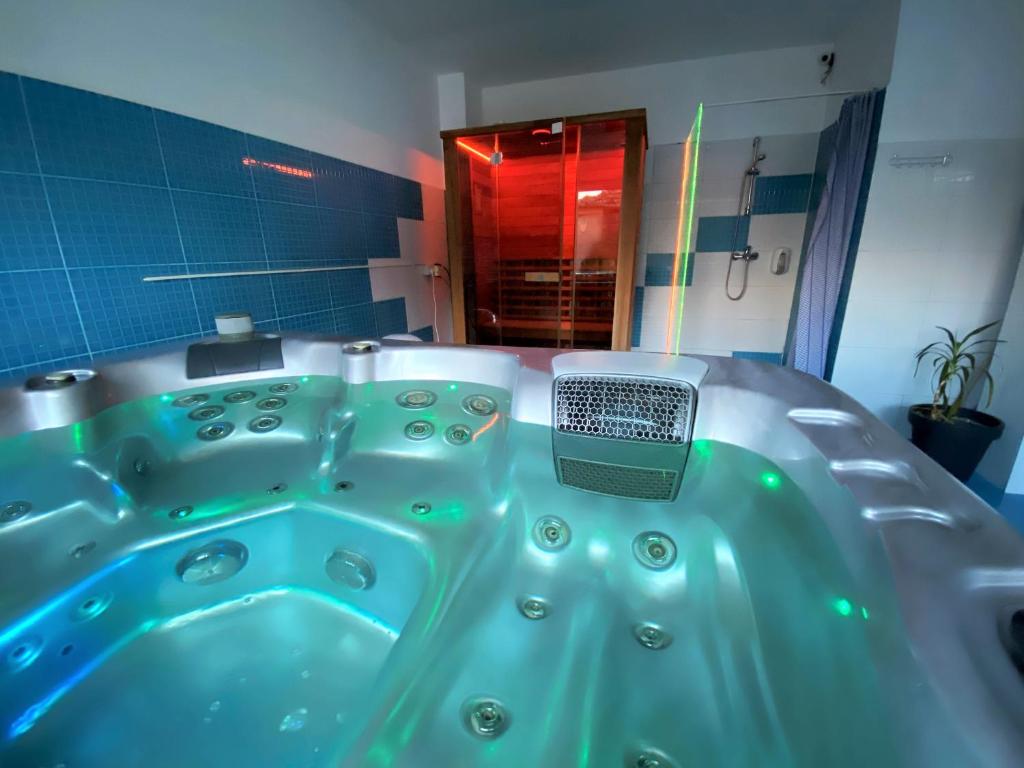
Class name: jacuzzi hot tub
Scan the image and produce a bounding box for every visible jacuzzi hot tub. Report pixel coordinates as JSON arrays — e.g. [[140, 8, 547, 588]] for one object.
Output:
[[0, 336, 1021, 767]]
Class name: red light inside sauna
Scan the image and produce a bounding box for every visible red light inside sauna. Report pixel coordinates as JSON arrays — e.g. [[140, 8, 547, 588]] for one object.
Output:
[[455, 139, 492, 163], [241, 157, 313, 178], [456, 120, 629, 349]]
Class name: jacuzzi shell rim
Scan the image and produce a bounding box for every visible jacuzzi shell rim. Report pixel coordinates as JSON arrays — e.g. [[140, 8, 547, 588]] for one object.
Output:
[[1, 333, 1023, 766]]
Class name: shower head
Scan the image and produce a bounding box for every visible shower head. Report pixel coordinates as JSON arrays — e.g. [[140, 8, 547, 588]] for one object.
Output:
[[739, 136, 766, 215], [748, 137, 766, 173]]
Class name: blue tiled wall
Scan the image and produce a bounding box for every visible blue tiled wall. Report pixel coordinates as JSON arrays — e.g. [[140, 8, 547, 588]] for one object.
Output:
[[644, 253, 694, 286], [0, 70, 424, 379], [631, 286, 644, 348], [695, 215, 750, 253], [372, 297, 408, 337], [750, 174, 813, 215], [410, 325, 435, 342]]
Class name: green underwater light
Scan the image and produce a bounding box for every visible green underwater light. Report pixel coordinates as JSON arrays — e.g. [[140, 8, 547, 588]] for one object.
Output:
[[691, 440, 713, 458], [760, 471, 781, 489], [833, 598, 854, 617]]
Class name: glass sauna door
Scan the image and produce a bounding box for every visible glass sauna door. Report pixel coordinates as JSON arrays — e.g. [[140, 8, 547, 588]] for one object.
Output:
[[566, 120, 626, 349], [453, 118, 631, 349], [455, 126, 567, 347], [453, 132, 503, 346]]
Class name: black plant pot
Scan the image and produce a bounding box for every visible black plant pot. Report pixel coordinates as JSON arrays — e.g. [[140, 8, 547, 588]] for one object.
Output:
[[907, 405, 1005, 482]]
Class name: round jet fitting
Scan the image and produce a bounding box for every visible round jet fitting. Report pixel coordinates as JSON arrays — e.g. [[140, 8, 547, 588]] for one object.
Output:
[[176, 540, 249, 586], [223, 390, 257, 404], [533, 516, 571, 551], [462, 697, 510, 739], [396, 390, 437, 409], [633, 532, 677, 570], [0, 501, 31, 524], [69, 541, 96, 559], [172, 393, 209, 408], [628, 747, 680, 768], [462, 394, 497, 417], [444, 424, 472, 445], [6, 637, 43, 672], [72, 592, 113, 622], [197, 421, 234, 441], [404, 420, 434, 441], [518, 596, 550, 620], [325, 549, 376, 590], [255, 397, 287, 412], [248, 415, 282, 433], [634, 623, 673, 650], [189, 405, 225, 421]]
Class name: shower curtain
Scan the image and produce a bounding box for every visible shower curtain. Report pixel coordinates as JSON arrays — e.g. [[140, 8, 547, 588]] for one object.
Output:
[[788, 90, 884, 378]]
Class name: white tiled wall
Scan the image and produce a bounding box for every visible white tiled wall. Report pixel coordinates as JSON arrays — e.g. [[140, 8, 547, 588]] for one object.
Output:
[[374, 184, 453, 342], [829, 0, 1024, 445], [831, 137, 1024, 433], [634, 132, 818, 356], [977, 247, 1024, 492]]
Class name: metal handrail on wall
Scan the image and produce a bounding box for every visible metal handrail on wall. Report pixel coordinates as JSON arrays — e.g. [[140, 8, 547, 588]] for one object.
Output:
[[142, 262, 421, 282]]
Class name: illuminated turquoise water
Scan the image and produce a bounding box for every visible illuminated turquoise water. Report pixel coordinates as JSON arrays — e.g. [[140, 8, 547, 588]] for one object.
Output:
[[0, 376, 937, 767]]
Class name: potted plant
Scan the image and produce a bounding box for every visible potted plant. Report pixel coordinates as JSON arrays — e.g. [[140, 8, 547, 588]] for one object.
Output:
[[908, 321, 1005, 481]]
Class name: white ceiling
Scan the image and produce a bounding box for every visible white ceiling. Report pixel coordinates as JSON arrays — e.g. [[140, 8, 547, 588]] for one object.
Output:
[[346, 0, 896, 86]]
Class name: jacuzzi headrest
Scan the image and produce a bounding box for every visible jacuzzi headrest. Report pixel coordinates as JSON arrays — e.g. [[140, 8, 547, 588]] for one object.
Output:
[[551, 374, 696, 502]]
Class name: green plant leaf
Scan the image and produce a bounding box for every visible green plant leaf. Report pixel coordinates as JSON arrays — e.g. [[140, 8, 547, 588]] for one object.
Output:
[[963, 337, 1004, 352], [983, 369, 996, 407], [915, 344, 942, 375], [914, 320, 1004, 420], [961, 320, 1001, 343]]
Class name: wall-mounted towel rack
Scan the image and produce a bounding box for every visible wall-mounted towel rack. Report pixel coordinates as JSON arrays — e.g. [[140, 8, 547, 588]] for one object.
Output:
[[889, 153, 952, 168], [142, 263, 421, 283]]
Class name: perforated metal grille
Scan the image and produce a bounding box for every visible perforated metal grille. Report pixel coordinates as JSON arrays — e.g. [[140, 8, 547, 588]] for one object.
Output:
[[558, 457, 678, 501], [554, 375, 694, 444]]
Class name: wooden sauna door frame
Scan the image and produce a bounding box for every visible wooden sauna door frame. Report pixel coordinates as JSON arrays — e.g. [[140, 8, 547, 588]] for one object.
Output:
[[440, 108, 647, 351]]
